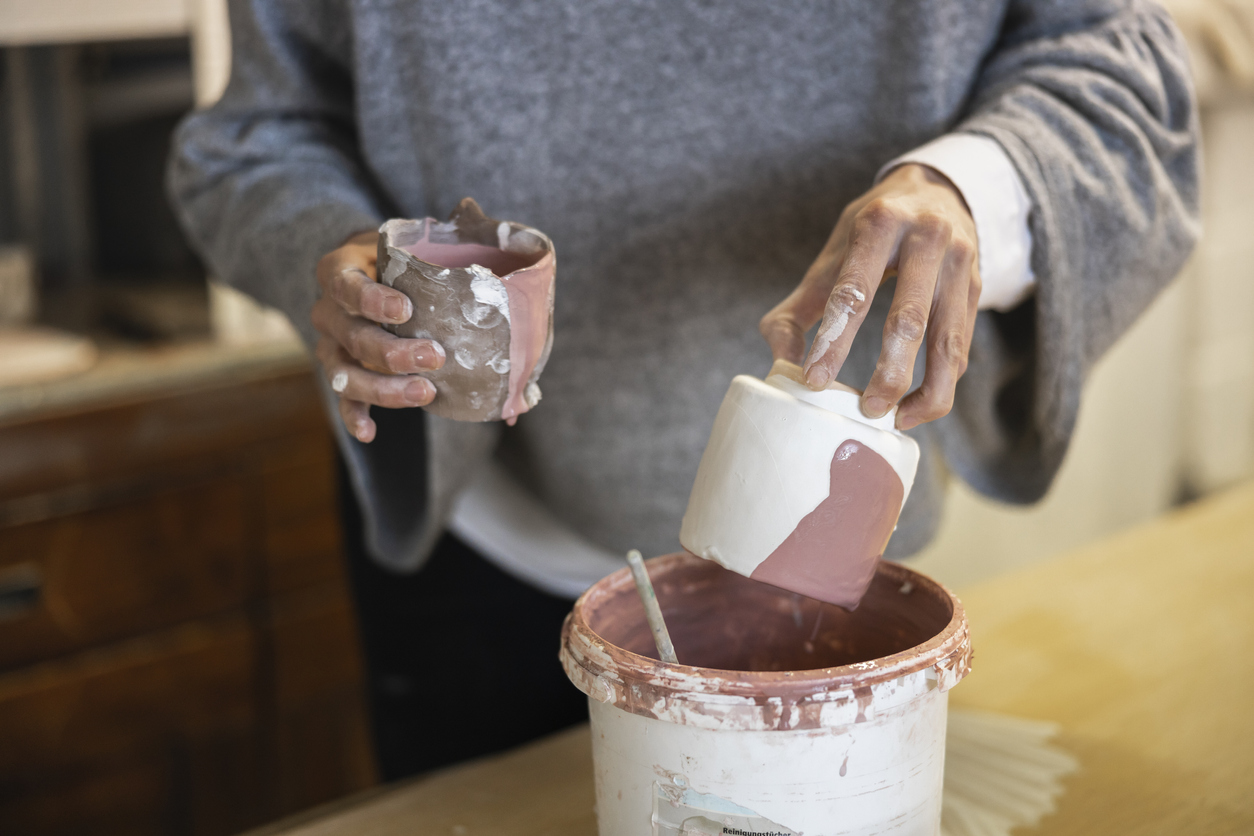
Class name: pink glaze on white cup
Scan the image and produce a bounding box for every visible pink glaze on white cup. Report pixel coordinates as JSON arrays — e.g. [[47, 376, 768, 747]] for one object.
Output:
[[680, 360, 920, 609]]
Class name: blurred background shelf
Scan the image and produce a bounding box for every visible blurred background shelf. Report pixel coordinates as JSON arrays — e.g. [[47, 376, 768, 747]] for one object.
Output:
[[0, 0, 190, 46], [0, 336, 306, 424]]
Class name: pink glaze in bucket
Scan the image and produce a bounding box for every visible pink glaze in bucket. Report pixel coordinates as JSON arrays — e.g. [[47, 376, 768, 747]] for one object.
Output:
[[560, 552, 971, 836]]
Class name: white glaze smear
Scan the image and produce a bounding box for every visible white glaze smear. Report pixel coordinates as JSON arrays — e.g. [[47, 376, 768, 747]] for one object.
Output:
[[808, 285, 866, 367]]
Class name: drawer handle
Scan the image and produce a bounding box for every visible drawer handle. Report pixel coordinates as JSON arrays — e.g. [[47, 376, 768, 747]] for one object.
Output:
[[0, 563, 42, 622]]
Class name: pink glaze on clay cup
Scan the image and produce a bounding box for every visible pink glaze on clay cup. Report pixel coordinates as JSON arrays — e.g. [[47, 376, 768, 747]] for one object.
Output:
[[680, 359, 921, 610], [560, 552, 972, 836], [377, 198, 556, 423]]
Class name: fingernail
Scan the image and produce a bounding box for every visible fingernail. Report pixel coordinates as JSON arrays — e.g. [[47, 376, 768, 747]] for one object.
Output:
[[414, 344, 444, 370], [404, 378, 432, 404], [331, 371, 348, 393], [898, 414, 920, 431], [384, 296, 412, 323], [355, 418, 370, 441], [862, 396, 890, 418], [804, 364, 830, 389]]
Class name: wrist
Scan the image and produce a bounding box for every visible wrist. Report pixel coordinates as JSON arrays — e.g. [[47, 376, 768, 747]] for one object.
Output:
[[884, 163, 973, 218], [876, 134, 1036, 311]]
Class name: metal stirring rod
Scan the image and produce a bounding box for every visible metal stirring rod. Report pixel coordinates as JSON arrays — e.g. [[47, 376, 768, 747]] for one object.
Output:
[[625, 549, 679, 664]]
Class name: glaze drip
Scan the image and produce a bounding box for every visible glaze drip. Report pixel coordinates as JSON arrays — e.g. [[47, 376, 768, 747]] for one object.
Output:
[[750, 440, 903, 611]]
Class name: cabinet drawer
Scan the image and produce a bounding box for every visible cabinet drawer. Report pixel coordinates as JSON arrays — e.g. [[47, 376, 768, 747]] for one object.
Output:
[[0, 613, 272, 836], [0, 476, 253, 670], [271, 583, 376, 809], [0, 369, 324, 503], [261, 430, 344, 594]]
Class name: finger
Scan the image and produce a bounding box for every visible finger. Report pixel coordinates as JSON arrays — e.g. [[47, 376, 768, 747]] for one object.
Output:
[[962, 264, 981, 361], [312, 299, 444, 373], [956, 238, 980, 371], [339, 397, 376, 443], [861, 218, 950, 417], [315, 331, 378, 442], [317, 339, 436, 409], [316, 232, 377, 286], [801, 201, 902, 388], [328, 265, 413, 325], [759, 253, 844, 364], [896, 234, 978, 430], [317, 240, 411, 325]]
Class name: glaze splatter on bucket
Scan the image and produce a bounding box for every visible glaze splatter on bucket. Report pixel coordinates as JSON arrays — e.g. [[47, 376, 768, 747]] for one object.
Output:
[[561, 552, 971, 836]]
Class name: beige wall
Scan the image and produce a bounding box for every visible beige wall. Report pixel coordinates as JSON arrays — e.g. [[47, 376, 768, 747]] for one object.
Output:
[[1184, 102, 1254, 492], [0, 0, 187, 45]]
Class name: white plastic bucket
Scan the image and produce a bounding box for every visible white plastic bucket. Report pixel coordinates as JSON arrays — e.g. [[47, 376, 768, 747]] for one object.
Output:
[[560, 553, 971, 836]]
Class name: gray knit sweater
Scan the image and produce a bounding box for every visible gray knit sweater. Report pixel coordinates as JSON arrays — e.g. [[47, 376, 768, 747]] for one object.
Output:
[[169, 0, 1200, 576]]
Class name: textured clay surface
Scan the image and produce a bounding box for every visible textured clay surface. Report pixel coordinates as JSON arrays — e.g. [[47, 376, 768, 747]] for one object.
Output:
[[377, 197, 556, 422]]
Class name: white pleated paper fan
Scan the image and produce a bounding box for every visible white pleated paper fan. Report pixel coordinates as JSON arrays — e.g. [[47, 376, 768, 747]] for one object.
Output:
[[941, 709, 1079, 836]]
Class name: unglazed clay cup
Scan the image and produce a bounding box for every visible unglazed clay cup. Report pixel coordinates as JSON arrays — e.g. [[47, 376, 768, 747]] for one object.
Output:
[[377, 198, 556, 423], [560, 552, 972, 836], [680, 359, 920, 609]]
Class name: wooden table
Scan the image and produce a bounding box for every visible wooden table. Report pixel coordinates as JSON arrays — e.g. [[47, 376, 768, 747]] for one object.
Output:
[[250, 483, 1254, 836]]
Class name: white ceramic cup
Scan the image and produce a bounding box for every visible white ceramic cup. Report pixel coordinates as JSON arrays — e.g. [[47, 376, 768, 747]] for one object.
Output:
[[680, 360, 920, 609]]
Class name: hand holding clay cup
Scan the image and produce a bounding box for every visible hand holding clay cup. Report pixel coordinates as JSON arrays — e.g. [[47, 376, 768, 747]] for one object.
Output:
[[312, 230, 446, 443], [759, 162, 980, 431], [377, 198, 557, 424]]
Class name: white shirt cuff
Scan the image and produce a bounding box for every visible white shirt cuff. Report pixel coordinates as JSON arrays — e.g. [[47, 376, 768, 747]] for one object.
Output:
[[876, 133, 1036, 312]]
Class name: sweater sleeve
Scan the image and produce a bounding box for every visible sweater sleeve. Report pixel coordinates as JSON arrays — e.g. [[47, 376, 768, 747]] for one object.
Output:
[[168, 0, 474, 575], [167, 0, 387, 348], [933, 0, 1201, 502]]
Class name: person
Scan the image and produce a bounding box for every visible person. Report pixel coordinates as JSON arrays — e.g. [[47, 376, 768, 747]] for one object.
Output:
[[169, 0, 1200, 780]]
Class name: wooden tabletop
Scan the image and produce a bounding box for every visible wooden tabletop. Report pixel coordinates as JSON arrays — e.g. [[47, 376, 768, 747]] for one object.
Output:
[[250, 482, 1254, 836]]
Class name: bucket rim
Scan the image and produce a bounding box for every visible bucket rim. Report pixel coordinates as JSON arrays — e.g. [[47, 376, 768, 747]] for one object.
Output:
[[560, 552, 971, 730]]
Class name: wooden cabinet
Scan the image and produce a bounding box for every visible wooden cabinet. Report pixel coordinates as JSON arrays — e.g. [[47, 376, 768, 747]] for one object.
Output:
[[0, 357, 376, 835]]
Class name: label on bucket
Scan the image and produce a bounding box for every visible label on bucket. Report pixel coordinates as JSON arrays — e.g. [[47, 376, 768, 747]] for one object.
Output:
[[653, 782, 799, 836]]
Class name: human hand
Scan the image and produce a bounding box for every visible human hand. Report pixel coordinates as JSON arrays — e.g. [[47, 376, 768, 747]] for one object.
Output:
[[311, 230, 446, 442], [759, 164, 980, 431]]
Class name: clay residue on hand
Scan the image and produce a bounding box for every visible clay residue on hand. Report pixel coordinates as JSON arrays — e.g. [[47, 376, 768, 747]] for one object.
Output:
[[804, 284, 866, 382]]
